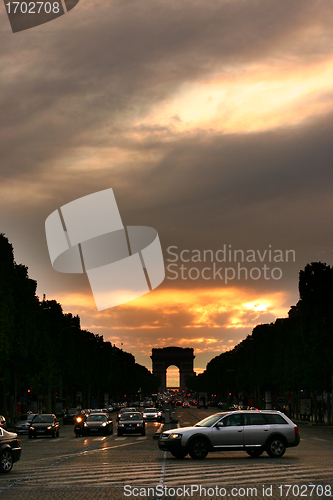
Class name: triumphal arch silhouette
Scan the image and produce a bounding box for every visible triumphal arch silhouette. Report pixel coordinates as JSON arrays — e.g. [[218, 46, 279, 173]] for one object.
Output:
[[151, 347, 195, 390]]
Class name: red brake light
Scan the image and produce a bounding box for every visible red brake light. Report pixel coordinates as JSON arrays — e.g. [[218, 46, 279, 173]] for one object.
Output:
[[295, 426, 299, 434], [17, 439, 20, 446]]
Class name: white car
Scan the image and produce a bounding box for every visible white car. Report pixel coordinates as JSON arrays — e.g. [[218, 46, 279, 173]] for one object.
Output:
[[142, 408, 162, 422]]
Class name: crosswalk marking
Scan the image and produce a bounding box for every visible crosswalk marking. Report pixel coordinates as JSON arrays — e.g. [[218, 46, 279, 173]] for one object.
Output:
[[4, 459, 333, 489]]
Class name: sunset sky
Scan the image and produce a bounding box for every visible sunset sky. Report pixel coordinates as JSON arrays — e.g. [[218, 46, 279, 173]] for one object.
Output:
[[1, 0, 332, 386]]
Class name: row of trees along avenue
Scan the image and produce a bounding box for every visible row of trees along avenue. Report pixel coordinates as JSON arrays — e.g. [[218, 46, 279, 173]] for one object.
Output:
[[0, 234, 159, 423], [188, 261, 333, 422]]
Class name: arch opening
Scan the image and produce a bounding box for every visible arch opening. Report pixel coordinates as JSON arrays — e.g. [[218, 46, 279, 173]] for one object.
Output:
[[166, 365, 180, 389]]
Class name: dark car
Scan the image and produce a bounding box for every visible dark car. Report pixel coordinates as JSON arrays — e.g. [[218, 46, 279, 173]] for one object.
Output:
[[63, 408, 81, 425], [29, 414, 59, 439], [15, 413, 38, 434], [90, 409, 112, 420], [116, 407, 137, 421], [0, 428, 21, 472], [83, 413, 113, 435], [159, 410, 300, 459], [117, 412, 145, 436]]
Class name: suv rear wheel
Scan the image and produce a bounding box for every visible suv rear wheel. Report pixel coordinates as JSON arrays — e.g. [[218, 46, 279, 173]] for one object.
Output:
[[189, 438, 209, 459], [266, 437, 286, 458]]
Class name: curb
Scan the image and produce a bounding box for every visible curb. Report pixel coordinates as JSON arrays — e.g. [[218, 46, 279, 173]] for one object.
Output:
[[153, 423, 164, 439]]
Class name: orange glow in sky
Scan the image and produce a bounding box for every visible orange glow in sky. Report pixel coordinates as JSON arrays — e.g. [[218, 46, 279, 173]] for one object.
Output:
[[58, 286, 293, 375]]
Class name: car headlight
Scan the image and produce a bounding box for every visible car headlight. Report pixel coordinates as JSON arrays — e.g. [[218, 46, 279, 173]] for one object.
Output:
[[30, 426, 34, 430], [169, 433, 182, 439], [102, 422, 107, 426], [47, 426, 52, 430], [84, 422, 87, 426]]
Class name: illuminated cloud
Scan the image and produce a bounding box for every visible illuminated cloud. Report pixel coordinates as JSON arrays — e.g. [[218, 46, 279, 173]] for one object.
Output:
[[58, 286, 293, 372], [134, 59, 333, 135]]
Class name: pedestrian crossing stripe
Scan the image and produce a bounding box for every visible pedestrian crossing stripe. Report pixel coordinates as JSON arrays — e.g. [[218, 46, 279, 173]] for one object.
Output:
[[4, 461, 333, 488]]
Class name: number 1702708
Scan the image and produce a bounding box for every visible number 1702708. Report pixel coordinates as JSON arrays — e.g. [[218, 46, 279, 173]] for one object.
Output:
[[5, 2, 60, 14], [278, 484, 332, 497]]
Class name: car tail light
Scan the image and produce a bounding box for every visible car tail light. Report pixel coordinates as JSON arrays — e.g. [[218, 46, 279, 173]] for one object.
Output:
[[295, 426, 299, 435], [17, 439, 20, 446]]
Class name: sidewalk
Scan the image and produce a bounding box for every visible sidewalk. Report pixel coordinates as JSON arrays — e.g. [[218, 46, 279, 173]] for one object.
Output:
[[292, 417, 333, 427]]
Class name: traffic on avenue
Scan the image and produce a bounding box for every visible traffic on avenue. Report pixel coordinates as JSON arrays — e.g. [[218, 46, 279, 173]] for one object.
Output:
[[0, 401, 332, 500]]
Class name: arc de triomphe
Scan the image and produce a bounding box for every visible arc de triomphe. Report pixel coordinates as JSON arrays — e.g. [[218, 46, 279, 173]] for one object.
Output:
[[151, 347, 195, 390]]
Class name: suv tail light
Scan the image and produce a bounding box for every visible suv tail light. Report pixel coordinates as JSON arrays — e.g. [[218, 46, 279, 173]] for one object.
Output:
[[294, 426, 299, 435]]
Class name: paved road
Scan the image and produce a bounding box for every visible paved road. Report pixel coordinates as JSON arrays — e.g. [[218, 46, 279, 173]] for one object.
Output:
[[0, 409, 332, 499]]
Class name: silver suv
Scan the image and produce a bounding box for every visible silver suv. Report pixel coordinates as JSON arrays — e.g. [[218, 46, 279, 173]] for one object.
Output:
[[158, 410, 300, 459]]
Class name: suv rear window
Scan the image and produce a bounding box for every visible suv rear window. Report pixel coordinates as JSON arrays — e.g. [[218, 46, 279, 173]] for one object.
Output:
[[263, 413, 288, 424], [244, 413, 266, 425]]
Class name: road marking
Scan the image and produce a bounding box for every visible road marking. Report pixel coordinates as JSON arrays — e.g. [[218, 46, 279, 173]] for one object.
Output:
[[157, 451, 167, 500], [8, 461, 333, 489]]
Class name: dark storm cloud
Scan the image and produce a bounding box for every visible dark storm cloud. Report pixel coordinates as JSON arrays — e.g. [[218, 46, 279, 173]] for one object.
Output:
[[4, 111, 332, 299], [1, 0, 333, 179], [112, 114, 333, 254]]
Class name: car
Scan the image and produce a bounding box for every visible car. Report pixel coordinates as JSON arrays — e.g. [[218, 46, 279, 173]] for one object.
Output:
[[116, 407, 137, 421], [90, 409, 112, 419], [117, 412, 145, 436], [0, 416, 7, 430], [182, 402, 190, 408], [142, 408, 162, 422], [0, 428, 21, 473], [28, 414, 60, 438], [63, 408, 81, 425], [15, 413, 38, 434], [158, 410, 300, 459], [83, 413, 113, 435]]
